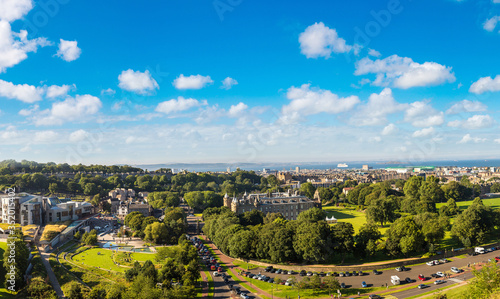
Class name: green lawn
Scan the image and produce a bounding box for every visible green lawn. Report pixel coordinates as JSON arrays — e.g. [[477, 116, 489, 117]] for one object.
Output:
[[0, 242, 15, 299], [72, 248, 126, 272], [130, 252, 156, 262], [436, 196, 500, 211], [323, 205, 390, 235]]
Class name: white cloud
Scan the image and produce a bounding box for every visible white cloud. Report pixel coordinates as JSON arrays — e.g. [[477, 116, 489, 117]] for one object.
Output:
[[101, 88, 116, 96], [221, 77, 238, 90], [0, 126, 19, 139], [228, 102, 248, 117], [298, 22, 353, 59], [34, 95, 102, 126], [404, 101, 444, 127], [34, 130, 59, 143], [46, 84, 73, 98], [56, 39, 81, 62], [0, 0, 33, 22], [483, 16, 500, 32], [446, 100, 487, 114], [412, 127, 435, 138], [368, 49, 381, 57], [0, 79, 43, 103], [0, 21, 50, 73], [350, 88, 406, 126], [280, 84, 360, 124], [381, 123, 398, 135], [495, 138, 500, 144], [448, 115, 495, 129], [155, 96, 206, 114], [355, 55, 456, 89], [173, 74, 213, 90], [118, 69, 159, 94], [469, 75, 500, 94], [458, 134, 487, 144], [69, 129, 89, 142], [19, 104, 39, 116]]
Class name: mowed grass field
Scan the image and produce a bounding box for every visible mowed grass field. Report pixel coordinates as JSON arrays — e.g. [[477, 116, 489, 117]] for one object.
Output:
[[323, 205, 390, 235], [73, 248, 126, 272], [436, 196, 500, 211]]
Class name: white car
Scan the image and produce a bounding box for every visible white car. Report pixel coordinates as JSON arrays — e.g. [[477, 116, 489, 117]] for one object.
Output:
[[434, 280, 445, 285], [213, 272, 220, 277], [426, 261, 434, 266], [451, 267, 461, 273], [436, 272, 445, 277]]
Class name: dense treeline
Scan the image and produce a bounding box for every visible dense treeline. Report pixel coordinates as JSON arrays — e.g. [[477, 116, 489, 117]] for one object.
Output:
[[0, 159, 142, 174], [202, 207, 381, 264], [124, 208, 187, 245]]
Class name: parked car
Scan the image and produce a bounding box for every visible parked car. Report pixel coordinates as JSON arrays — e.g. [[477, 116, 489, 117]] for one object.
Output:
[[268, 278, 274, 284], [440, 258, 449, 263], [340, 282, 346, 288], [405, 277, 413, 283], [306, 271, 313, 276], [433, 260, 440, 265], [352, 271, 359, 276], [451, 267, 461, 273], [240, 293, 250, 299], [339, 272, 345, 277], [434, 280, 445, 285], [319, 272, 325, 277], [426, 261, 435, 266], [333, 272, 339, 277], [288, 270, 295, 275], [361, 281, 367, 288], [431, 273, 439, 278], [418, 284, 429, 289], [369, 295, 381, 299], [373, 269, 381, 275], [299, 270, 306, 276], [358, 270, 364, 276], [436, 272, 445, 277], [418, 274, 425, 281], [265, 266, 273, 272], [345, 271, 351, 277]]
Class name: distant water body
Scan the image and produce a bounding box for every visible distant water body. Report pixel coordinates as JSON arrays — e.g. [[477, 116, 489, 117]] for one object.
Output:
[[135, 159, 500, 172]]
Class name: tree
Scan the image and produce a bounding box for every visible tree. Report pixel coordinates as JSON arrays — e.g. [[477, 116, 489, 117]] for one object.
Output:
[[331, 222, 355, 263], [48, 182, 58, 195], [3, 233, 29, 291], [82, 230, 98, 246], [144, 222, 168, 244], [267, 175, 279, 187], [65, 281, 84, 299], [451, 202, 495, 246], [297, 208, 326, 222], [365, 197, 398, 227], [385, 216, 425, 256], [300, 182, 316, 199], [25, 277, 58, 299], [464, 261, 500, 299], [239, 210, 264, 226], [323, 276, 341, 294], [355, 222, 382, 257], [228, 230, 255, 260]]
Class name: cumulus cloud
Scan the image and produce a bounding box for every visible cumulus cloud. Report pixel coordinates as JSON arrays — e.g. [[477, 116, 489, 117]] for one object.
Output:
[[404, 101, 444, 127], [469, 75, 500, 94], [280, 84, 360, 124], [221, 77, 238, 90], [228, 102, 248, 117], [350, 88, 406, 126], [412, 127, 435, 138], [381, 123, 398, 135], [446, 100, 487, 114], [355, 55, 456, 89], [299, 22, 353, 59], [173, 74, 213, 90], [34, 95, 102, 126], [118, 69, 159, 94], [368, 49, 381, 57], [34, 131, 59, 143], [0, 21, 50, 73], [448, 115, 495, 129], [56, 39, 81, 62], [483, 16, 500, 32], [46, 84, 73, 98], [0, 0, 33, 22], [0, 79, 44, 103], [155, 96, 207, 114], [69, 129, 89, 142], [458, 134, 487, 144]]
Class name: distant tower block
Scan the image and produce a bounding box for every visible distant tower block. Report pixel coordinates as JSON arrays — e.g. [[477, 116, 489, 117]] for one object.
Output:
[[295, 166, 300, 173]]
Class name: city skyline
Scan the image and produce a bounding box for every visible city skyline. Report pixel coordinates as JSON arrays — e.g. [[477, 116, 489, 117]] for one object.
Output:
[[1, 0, 500, 165]]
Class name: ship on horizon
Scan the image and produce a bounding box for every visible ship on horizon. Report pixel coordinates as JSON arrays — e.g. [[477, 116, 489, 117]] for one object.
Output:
[[337, 163, 348, 168]]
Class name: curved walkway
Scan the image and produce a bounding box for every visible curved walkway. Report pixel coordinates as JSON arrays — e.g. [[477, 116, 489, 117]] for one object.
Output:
[[36, 226, 65, 299]]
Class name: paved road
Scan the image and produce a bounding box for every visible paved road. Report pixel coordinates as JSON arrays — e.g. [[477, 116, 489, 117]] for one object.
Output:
[[239, 249, 499, 298]]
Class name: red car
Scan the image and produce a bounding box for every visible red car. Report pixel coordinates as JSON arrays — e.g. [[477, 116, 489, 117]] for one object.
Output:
[[495, 256, 500, 262], [210, 265, 216, 271], [217, 267, 223, 272], [418, 274, 425, 281]]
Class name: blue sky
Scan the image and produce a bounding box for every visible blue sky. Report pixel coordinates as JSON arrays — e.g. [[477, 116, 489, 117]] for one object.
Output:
[[1, 0, 500, 165]]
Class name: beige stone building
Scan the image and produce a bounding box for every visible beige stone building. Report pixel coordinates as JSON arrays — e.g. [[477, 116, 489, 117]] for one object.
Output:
[[223, 190, 321, 220]]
